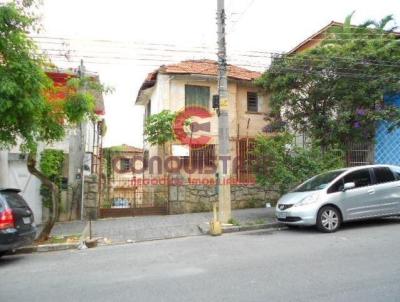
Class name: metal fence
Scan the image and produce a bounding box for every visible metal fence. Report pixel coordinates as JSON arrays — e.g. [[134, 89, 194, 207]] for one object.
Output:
[[345, 141, 374, 166], [99, 178, 168, 218]]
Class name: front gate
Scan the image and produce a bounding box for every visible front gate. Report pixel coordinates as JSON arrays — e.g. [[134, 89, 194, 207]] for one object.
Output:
[[99, 178, 168, 218]]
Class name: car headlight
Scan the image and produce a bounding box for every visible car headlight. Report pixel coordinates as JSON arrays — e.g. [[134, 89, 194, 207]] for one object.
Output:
[[294, 193, 320, 207]]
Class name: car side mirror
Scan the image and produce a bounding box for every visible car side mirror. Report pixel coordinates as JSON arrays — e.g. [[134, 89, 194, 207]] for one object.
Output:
[[343, 182, 355, 191]]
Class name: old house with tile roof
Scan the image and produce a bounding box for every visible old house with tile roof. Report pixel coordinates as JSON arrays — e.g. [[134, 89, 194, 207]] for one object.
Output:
[[136, 59, 270, 182], [131, 60, 275, 214]]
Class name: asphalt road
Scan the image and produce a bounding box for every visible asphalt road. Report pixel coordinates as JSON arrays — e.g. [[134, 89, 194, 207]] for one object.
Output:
[[1, 218, 400, 302]]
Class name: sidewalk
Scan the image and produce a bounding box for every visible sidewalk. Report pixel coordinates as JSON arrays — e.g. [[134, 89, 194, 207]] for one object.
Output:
[[48, 207, 279, 244]]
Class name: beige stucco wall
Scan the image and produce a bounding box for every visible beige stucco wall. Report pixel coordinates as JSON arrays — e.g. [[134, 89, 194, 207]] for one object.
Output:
[[141, 73, 270, 178], [166, 75, 269, 141]]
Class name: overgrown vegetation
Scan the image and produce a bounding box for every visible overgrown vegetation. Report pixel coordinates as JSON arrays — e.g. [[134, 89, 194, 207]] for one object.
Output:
[[253, 132, 344, 195], [102, 145, 126, 206], [227, 218, 240, 226], [0, 2, 109, 241], [256, 14, 400, 149], [144, 110, 177, 147], [39, 149, 64, 209]]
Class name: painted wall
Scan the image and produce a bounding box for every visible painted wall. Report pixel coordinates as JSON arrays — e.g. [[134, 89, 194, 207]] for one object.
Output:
[[173, 75, 269, 137], [141, 73, 270, 179], [375, 94, 400, 165], [7, 154, 43, 223]]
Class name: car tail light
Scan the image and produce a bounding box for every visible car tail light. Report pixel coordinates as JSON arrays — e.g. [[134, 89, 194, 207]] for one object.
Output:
[[0, 209, 15, 230]]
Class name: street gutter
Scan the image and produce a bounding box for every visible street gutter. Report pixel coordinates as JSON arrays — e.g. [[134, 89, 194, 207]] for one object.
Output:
[[221, 221, 286, 233], [13, 221, 286, 254]]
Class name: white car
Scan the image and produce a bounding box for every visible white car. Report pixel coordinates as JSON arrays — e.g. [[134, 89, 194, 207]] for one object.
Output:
[[276, 165, 400, 232]]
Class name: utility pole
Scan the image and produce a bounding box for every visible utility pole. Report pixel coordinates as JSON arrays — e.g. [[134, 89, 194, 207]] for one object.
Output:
[[0, 151, 9, 188], [216, 0, 231, 223], [79, 59, 86, 220]]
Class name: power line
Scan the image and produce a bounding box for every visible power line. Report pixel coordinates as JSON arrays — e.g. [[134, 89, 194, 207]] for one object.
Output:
[[33, 35, 400, 66], [228, 0, 256, 34], [39, 46, 400, 69]]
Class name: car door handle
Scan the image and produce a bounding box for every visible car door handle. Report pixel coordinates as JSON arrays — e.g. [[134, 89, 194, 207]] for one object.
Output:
[[367, 189, 375, 195]]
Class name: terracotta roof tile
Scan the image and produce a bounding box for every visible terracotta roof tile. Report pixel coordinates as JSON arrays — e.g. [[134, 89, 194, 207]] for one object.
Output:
[[160, 59, 261, 81], [136, 60, 261, 104], [107, 144, 143, 153]]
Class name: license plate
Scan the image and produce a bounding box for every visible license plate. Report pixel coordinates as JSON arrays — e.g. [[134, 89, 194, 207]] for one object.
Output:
[[23, 217, 31, 224], [277, 212, 287, 219]]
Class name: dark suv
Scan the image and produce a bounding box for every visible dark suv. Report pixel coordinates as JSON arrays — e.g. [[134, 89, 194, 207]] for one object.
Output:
[[0, 188, 36, 257]]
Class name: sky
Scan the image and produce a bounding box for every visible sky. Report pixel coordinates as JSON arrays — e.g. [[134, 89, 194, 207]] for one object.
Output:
[[36, 0, 400, 148]]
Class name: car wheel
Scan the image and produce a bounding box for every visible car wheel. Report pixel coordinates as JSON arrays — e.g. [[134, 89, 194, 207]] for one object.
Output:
[[317, 206, 341, 233]]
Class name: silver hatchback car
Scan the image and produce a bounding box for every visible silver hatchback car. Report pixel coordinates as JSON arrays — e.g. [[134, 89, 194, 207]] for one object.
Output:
[[276, 165, 400, 232]]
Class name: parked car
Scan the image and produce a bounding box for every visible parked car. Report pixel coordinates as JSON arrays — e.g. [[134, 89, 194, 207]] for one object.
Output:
[[276, 165, 400, 232], [0, 188, 36, 257]]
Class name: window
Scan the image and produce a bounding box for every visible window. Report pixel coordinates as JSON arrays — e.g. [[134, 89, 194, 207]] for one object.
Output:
[[183, 144, 215, 169], [247, 92, 258, 113], [391, 166, 400, 180], [1, 192, 28, 208], [373, 167, 395, 184], [145, 100, 151, 120], [185, 85, 210, 109], [328, 178, 345, 194], [143, 150, 149, 171], [343, 169, 372, 189], [294, 170, 345, 192], [120, 158, 131, 173], [238, 139, 256, 182]]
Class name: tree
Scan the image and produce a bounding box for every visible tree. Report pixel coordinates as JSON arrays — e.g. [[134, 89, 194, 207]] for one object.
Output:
[[29, 76, 105, 241], [256, 14, 400, 149], [252, 133, 344, 195], [144, 109, 178, 163], [144, 110, 177, 148], [0, 2, 105, 241]]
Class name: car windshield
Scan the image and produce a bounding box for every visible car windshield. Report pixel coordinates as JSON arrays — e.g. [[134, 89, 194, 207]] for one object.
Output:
[[293, 170, 346, 192]]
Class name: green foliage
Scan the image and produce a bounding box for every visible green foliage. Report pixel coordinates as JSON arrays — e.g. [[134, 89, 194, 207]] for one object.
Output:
[[64, 77, 110, 124], [0, 2, 52, 151], [99, 119, 107, 137], [63, 92, 95, 124], [102, 148, 114, 180], [190, 202, 212, 213], [228, 218, 240, 226], [102, 145, 128, 180], [0, 3, 107, 153], [253, 133, 344, 195], [256, 14, 400, 148], [245, 198, 260, 209], [39, 149, 64, 209], [144, 110, 177, 147]]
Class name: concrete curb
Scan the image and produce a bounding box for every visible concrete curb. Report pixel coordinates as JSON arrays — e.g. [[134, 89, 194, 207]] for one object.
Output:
[[15, 243, 79, 255], [76, 222, 91, 249], [222, 221, 286, 233], [14, 222, 286, 255]]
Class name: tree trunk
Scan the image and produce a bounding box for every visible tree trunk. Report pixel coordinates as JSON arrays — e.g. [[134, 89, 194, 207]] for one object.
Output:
[[27, 152, 60, 242]]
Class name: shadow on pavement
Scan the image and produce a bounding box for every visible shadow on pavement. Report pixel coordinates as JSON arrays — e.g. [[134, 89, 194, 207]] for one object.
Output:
[[240, 230, 277, 236], [342, 217, 400, 230], [0, 255, 24, 267], [280, 217, 400, 234]]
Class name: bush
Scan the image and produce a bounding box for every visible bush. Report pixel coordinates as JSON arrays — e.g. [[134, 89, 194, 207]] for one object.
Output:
[[253, 132, 344, 195], [39, 149, 64, 209]]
